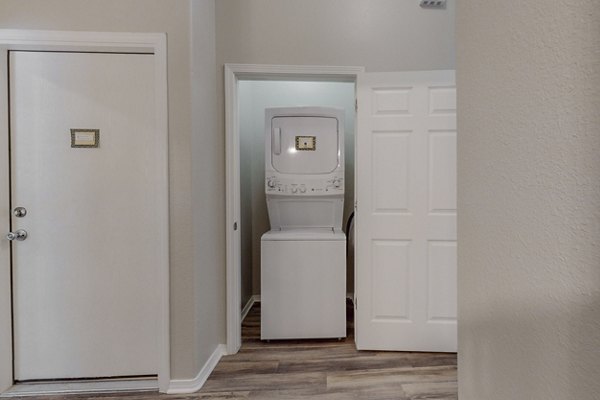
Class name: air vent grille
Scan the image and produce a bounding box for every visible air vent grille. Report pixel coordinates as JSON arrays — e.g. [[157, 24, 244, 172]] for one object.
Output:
[[420, 0, 446, 8]]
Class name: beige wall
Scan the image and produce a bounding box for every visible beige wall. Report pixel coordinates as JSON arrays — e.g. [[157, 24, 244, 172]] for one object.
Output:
[[457, 1, 600, 399], [217, 0, 455, 71], [0, 0, 222, 380], [190, 0, 226, 372]]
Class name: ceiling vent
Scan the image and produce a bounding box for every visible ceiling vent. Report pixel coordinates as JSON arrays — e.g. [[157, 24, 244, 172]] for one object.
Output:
[[420, 0, 446, 9]]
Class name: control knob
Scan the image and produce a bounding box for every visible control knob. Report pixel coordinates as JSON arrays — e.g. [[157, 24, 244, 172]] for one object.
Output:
[[267, 177, 277, 189], [333, 178, 342, 189]]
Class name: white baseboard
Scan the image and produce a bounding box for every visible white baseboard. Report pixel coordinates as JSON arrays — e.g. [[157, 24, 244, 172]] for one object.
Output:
[[1, 379, 157, 398], [241, 295, 261, 322], [167, 344, 226, 394]]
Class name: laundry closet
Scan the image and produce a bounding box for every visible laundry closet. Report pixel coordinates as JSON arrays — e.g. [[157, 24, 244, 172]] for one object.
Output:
[[230, 68, 457, 352], [238, 80, 356, 336]]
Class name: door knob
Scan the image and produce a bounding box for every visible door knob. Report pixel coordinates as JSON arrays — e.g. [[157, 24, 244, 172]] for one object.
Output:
[[13, 207, 27, 218], [6, 230, 27, 241]]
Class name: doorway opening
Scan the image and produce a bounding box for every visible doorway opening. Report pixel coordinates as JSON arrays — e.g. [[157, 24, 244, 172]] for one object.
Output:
[[225, 65, 363, 353]]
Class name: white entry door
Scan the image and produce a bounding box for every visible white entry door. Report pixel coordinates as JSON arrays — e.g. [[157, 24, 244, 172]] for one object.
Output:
[[10, 51, 160, 380], [355, 71, 457, 352]]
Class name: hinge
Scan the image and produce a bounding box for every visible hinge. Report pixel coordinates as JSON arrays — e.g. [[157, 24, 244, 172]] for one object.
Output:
[[354, 298, 357, 309], [355, 99, 358, 111]]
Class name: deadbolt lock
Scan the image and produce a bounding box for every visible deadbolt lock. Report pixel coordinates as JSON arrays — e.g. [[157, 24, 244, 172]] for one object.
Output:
[[13, 207, 27, 218], [6, 229, 27, 241]]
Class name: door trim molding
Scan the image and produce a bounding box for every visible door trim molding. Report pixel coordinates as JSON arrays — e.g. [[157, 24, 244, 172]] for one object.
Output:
[[224, 63, 364, 354], [0, 30, 170, 393]]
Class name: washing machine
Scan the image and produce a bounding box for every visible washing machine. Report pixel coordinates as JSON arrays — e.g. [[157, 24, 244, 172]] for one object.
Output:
[[261, 106, 346, 340]]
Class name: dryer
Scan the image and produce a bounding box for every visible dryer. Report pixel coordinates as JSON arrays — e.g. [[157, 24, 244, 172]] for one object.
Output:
[[261, 106, 346, 340]]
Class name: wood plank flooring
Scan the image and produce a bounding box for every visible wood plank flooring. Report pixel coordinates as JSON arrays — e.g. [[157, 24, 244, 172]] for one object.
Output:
[[14, 302, 457, 399]]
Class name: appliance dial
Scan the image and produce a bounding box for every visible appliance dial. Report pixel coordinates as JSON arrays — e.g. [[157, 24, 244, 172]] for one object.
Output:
[[300, 185, 307, 193], [267, 178, 277, 188]]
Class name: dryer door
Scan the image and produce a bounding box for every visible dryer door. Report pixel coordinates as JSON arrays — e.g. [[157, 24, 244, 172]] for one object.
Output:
[[271, 116, 339, 174]]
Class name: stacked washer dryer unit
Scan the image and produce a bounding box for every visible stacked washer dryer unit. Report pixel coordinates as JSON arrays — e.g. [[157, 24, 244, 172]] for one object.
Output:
[[261, 106, 347, 340]]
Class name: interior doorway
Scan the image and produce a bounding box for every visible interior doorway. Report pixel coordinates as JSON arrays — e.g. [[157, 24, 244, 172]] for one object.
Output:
[[224, 65, 364, 353]]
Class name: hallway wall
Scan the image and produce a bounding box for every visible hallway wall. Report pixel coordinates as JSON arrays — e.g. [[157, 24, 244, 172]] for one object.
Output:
[[457, 1, 600, 399]]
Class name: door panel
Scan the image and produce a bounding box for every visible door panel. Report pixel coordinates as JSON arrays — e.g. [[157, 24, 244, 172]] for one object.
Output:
[[10, 51, 159, 380], [356, 71, 457, 352]]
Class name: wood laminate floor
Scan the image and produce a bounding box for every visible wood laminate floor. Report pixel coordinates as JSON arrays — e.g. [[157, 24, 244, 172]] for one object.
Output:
[[15, 302, 457, 400]]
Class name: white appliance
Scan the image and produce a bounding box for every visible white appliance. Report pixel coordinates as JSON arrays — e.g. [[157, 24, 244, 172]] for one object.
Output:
[[261, 106, 346, 340]]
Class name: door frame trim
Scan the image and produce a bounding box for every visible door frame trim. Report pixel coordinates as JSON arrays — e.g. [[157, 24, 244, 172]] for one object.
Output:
[[224, 63, 364, 354], [0, 30, 170, 393]]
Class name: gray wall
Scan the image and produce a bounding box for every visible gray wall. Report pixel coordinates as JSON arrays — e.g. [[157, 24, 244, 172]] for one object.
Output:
[[239, 89, 254, 308], [238, 81, 355, 300], [0, 0, 222, 380], [457, 1, 600, 399]]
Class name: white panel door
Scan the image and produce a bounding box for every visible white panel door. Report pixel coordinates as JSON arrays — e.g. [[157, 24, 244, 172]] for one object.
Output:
[[10, 52, 159, 380], [355, 71, 457, 352]]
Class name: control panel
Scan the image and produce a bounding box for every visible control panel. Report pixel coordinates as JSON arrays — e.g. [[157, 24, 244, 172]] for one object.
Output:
[[266, 175, 344, 196]]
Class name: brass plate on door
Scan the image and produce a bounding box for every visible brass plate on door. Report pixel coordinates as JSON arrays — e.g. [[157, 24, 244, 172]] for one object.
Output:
[[71, 129, 99, 148]]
